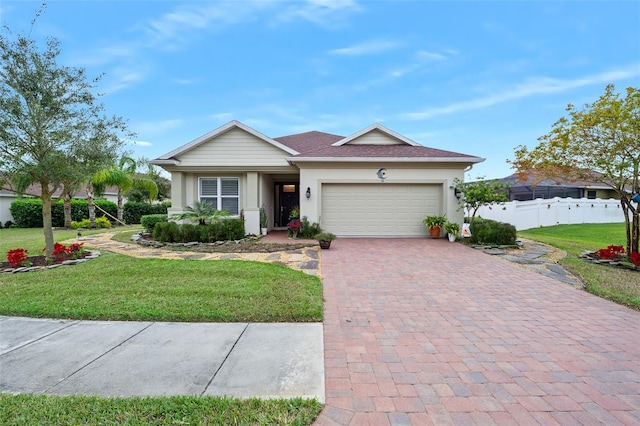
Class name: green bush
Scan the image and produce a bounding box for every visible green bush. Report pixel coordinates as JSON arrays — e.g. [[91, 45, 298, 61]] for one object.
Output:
[[95, 216, 111, 228], [10, 199, 117, 228], [123, 202, 169, 225], [140, 214, 168, 233], [298, 216, 323, 239], [179, 223, 200, 242], [152, 221, 179, 243], [151, 219, 245, 243], [469, 218, 517, 245], [71, 219, 91, 229]]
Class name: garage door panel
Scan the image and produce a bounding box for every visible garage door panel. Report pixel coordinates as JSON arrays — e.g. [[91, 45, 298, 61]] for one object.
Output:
[[322, 184, 442, 237]]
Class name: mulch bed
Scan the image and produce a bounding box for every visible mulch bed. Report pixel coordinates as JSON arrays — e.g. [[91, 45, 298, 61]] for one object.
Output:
[[0, 251, 91, 269], [136, 233, 318, 253]]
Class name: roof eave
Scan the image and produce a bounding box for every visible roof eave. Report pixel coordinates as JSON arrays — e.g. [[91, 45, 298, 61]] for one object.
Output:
[[151, 159, 181, 166], [287, 156, 486, 163]]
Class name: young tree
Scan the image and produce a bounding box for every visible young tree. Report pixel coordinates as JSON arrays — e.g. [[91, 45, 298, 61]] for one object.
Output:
[[509, 84, 639, 254], [451, 177, 509, 224], [0, 29, 131, 255], [92, 156, 158, 225]]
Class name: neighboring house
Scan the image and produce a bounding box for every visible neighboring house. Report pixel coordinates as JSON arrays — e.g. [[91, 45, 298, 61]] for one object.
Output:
[[499, 172, 619, 201], [0, 185, 119, 225], [151, 120, 484, 237]]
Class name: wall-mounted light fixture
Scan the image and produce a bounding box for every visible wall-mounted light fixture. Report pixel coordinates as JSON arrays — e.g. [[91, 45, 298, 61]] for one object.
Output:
[[306, 187, 311, 200], [454, 187, 462, 200]]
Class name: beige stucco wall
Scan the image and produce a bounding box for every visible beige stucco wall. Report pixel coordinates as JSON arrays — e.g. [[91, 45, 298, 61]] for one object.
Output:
[[298, 162, 466, 227]]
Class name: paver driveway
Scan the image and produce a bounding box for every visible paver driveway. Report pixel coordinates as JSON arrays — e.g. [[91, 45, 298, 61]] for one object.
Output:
[[314, 239, 640, 425]]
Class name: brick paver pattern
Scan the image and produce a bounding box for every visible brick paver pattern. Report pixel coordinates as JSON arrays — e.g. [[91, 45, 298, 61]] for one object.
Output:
[[314, 239, 640, 425]]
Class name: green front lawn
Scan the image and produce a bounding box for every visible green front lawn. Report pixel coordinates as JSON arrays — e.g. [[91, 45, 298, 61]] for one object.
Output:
[[519, 223, 640, 310], [0, 394, 322, 426], [0, 252, 322, 322], [0, 227, 119, 254]]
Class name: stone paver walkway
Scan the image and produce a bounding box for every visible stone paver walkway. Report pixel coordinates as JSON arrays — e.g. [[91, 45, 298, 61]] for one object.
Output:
[[314, 238, 640, 425], [476, 239, 582, 287], [77, 232, 320, 275]]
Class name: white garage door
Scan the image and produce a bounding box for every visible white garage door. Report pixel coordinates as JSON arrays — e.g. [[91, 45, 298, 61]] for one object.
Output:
[[321, 183, 442, 236]]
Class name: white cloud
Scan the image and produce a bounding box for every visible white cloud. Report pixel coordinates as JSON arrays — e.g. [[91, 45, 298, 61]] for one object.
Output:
[[126, 140, 153, 147], [135, 119, 184, 135], [276, 0, 362, 28], [211, 112, 234, 121], [173, 78, 196, 85], [329, 40, 400, 56], [415, 50, 447, 62], [403, 65, 640, 120], [101, 69, 146, 94]]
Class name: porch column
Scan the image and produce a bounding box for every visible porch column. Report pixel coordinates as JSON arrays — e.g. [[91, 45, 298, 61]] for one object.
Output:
[[168, 171, 186, 216], [244, 172, 260, 235]]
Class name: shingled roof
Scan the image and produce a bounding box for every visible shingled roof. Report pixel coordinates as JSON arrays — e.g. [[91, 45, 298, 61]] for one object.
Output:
[[275, 128, 482, 162]]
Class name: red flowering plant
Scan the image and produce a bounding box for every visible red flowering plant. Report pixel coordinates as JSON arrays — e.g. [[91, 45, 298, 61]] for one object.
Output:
[[595, 245, 625, 260], [287, 218, 302, 238], [6, 248, 30, 268], [42, 242, 85, 262], [589, 245, 640, 270]]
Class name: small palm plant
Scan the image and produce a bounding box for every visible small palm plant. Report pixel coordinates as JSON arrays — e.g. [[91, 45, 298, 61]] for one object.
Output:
[[170, 201, 230, 225]]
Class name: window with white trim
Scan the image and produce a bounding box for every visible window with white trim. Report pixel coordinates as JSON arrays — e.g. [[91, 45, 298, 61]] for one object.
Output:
[[199, 178, 239, 215]]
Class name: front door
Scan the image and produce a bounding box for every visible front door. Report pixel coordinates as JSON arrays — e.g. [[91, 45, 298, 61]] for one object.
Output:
[[276, 183, 299, 227]]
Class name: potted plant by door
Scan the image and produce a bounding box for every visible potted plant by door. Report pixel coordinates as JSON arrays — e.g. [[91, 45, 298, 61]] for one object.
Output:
[[444, 221, 460, 242], [424, 215, 447, 238], [260, 205, 268, 235], [315, 232, 336, 249]]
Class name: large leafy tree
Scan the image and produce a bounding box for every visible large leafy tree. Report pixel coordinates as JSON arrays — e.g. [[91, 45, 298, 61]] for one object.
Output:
[[0, 29, 130, 255], [451, 176, 509, 224], [509, 84, 639, 254], [92, 156, 158, 225]]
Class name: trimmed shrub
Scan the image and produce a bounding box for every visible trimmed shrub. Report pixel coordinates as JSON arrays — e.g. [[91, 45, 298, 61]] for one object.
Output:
[[151, 219, 245, 243], [152, 221, 179, 243], [469, 218, 517, 245], [9, 199, 42, 228], [124, 202, 168, 225], [71, 219, 91, 229], [10, 198, 117, 228], [95, 216, 112, 228], [140, 214, 168, 233]]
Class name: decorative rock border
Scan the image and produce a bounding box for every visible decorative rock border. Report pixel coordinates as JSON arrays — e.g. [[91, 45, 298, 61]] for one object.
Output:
[[580, 251, 639, 272], [1, 251, 101, 274]]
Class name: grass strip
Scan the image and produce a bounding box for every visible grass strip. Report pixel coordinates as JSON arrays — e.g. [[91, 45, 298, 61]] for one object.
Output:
[[0, 394, 322, 426], [519, 223, 640, 310]]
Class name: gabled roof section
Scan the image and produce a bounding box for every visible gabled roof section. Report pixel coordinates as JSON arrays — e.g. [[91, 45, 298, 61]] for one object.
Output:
[[274, 131, 344, 154], [331, 123, 421, 147], [154, 120, 299, 163]]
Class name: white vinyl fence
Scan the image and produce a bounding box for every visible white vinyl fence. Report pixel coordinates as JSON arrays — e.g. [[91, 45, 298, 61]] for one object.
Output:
[[469, 197, 626, 231]]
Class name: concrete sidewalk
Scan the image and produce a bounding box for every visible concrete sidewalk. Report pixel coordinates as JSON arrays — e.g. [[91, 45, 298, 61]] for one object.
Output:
[[0, 316, 324, 401]]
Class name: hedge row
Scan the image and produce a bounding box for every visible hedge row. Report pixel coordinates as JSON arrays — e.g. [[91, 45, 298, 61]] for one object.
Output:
[[152, 220, 245, 243], [122, 202, 169, 225], [469, 218, 517, 246], [10, 199, 118, 228], [9, 199, 169, 228]]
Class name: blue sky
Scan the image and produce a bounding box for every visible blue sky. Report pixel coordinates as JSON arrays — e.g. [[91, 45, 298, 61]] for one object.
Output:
[[2, 0, 639, 179]]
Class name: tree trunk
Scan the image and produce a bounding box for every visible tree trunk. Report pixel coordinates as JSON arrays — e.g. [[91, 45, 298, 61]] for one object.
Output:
[[117, 190, 124, 225], [87, 185, 96, 229], [42, 191, 55, 257], [63, 193, 72, 228]]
